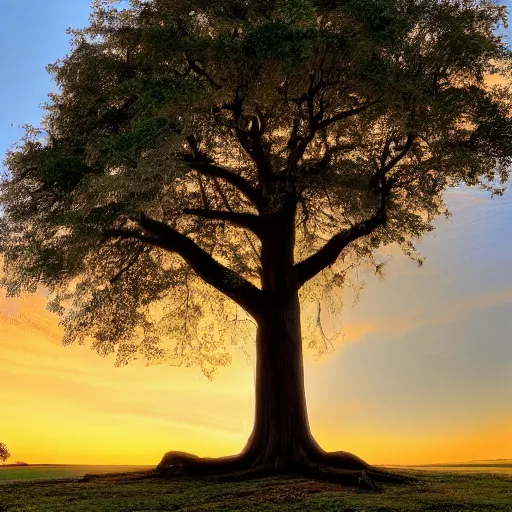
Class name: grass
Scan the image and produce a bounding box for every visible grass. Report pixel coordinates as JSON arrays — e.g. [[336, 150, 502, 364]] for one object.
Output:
[[0, 469, 510, 511], [385, 460, 512, 474], [0, 465, 153, 482]]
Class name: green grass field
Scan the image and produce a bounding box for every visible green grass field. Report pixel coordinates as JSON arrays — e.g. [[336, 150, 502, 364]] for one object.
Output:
[[385, 460, 512, 474], [0, 465, 510, 512], [0, 465, 153, 482]]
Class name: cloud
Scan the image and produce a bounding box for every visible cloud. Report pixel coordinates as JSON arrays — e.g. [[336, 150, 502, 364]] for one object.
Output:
[[0, 292, 63, 346], [338, 288, 512, 345]]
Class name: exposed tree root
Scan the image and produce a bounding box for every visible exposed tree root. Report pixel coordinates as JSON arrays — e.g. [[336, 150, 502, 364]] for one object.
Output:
[[156, 451, 250, 476], [311, 450, 370, 471], [212, 465, 280, 482], [365, 467, 417, 484], [308, 450, 415, 484], [293, 461, 362, 487], [155, 450, 412, 489]]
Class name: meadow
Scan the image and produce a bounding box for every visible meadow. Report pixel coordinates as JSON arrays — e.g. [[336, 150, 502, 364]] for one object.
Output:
[[0, 465, 152, 482], [0, 462, 510, 511]]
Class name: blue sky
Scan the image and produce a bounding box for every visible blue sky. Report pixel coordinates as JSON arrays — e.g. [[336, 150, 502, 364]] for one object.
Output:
[[0, 1, 511, 465], [0, 1, 91, 157]]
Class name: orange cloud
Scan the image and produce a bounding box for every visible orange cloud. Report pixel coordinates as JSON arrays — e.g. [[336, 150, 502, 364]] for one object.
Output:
[[336, 288, 512, 345]]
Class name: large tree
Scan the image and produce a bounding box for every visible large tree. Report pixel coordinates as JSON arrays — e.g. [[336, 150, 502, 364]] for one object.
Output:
[[1, 0, 511, 482]]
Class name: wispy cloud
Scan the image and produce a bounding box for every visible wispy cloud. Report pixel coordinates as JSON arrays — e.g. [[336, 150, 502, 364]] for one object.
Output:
[[338, 288, 512, 345]]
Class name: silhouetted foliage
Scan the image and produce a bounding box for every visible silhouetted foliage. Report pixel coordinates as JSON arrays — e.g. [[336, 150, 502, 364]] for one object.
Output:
[[0, 443, 10, 464], [1, 0, 511, 472]]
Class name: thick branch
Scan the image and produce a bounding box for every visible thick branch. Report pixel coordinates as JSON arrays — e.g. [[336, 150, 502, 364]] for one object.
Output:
[[296, 133, 415, 286], [184, 157, 264, 210], [295, 209, 387, 288], [104, 215, 264, 316], [183, 208, 264, 236], [236, 126, 272, 187]]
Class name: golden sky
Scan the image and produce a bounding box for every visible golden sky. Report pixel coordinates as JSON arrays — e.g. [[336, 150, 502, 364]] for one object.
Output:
[[1, 187, 511, 466], [1, 2, 511, 467]]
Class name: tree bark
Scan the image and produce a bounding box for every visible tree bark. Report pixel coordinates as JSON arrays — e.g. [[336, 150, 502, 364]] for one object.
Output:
[[239, 205, 368, 471], [240, 288, 368, 472], [243, 291, 321, 468], [240, 205, 320, 469]]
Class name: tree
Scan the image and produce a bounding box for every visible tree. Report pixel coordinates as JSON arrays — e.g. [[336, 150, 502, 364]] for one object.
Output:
[[1, 0, 511, 482], [0, 443, 10, 464]]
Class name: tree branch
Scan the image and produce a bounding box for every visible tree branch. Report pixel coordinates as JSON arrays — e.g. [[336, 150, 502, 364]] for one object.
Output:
[[104, 215, 264, 316], [383, 134, 416, 173], [369, 133, 416, 190], [295, 209, 387, 288], [286, 72, 324, 171], [185, 55, 222, 90], [298, 143, 358, 178], [286, 68, 378, 172], [183, 157, 264, 210], [223, 92, 273, 189], [317, 100, 380, 129], [212, 178, 262, 264], [296, 132, 417, 286], [295, 133, 416, 286], [183, 208, 264, 236], [110, 246, 148, 285]]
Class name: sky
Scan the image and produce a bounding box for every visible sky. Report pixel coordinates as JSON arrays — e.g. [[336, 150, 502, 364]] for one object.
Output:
[[0, 1, 511, 466]]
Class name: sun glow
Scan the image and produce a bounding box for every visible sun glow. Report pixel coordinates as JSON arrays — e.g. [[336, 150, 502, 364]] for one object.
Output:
[[2, 278, 511, 466]]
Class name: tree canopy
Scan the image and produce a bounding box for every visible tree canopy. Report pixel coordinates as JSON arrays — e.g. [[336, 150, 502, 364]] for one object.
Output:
[[0, 443, 10, 464], [1, 0, 511, 377]]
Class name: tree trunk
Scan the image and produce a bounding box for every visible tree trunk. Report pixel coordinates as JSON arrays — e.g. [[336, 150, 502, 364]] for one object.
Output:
[[239, 205, 320, 469], [242, 291, 321, 468], [157, 206, 371, 477], [239, 206, 368, 472]]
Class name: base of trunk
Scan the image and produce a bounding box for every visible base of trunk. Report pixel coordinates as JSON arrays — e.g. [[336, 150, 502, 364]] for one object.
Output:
[[155, 448, 411, 488]]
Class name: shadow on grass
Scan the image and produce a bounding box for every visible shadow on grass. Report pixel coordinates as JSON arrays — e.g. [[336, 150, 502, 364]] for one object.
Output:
[[0, 469, 510, 511]]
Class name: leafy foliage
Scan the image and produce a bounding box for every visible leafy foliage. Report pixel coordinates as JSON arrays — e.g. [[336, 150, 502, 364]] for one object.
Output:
[[1, 0, 511, 375], [0, 443, 10, 464]]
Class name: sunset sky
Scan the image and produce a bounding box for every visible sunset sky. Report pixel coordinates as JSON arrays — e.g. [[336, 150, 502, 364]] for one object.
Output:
[[1, 1, 511, 466]]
